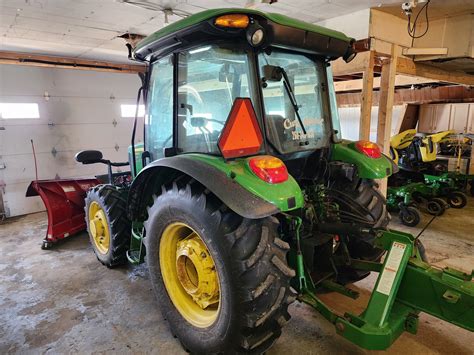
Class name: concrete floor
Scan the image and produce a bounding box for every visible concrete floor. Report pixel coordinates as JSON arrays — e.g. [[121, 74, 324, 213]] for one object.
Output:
[[1, 198, 473, 354]]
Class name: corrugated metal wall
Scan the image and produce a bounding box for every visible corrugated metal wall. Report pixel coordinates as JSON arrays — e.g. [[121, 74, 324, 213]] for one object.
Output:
[[0, 65, 141, 217]]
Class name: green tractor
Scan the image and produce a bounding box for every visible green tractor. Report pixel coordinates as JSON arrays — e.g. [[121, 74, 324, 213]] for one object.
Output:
[[75, 9, 473, 354]]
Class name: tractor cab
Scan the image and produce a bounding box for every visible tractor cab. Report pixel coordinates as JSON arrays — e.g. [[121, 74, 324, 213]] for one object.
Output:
[[131, 9, 360, 180]]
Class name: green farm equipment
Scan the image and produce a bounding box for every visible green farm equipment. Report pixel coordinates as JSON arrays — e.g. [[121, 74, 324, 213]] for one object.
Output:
[[389, 130, 468, 209], [424, 173, 468, 209], [72, 9, 473, 353], [387, 182, 448, 227]]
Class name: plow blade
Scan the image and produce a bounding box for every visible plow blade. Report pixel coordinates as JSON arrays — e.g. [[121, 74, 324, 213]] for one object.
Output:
[[26, 179, 100, 246]]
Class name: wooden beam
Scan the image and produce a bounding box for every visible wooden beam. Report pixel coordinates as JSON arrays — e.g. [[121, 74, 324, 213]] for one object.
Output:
[[397, 104, 420, 133], [359, 51, 375, 141], [336, 85, 474, 107], [377, 45, 400, 196], [396, 56, 474, 86], [334, 75, 440, 92], [331, 51, 370, 77], [402, 47, 448, 56], [0, 51, 146, 74]]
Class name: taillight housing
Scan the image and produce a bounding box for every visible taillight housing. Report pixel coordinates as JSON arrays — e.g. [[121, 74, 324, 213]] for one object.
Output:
[[355, 140, 382, 159], [248, 156, 288, 184]]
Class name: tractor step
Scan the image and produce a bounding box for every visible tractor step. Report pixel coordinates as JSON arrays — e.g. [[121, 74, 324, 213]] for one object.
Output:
[[127, 222, 145, 265]]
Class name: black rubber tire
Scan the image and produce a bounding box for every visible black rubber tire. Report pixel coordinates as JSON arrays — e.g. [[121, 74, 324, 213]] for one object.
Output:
[[469, 181, 474, 197], [333, 179, 390, 229], [326, 179, 388, 284], [426, 198, 445, 216], [144, 182, 296, 354], [84, 185, 131, 267], [399, 206, 421, 227], [446, 191, 468, 209]]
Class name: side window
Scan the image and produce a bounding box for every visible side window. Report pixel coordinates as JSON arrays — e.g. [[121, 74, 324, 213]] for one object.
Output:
[[177, 45, 254, 154], [146, 55, 174, 161]]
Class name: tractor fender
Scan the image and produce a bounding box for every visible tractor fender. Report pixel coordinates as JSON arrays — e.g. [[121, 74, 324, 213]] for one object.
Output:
[[127, 155, 279, 221]]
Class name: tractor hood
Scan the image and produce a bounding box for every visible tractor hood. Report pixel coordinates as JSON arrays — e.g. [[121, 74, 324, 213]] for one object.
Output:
[[133, 8, 354, 61]]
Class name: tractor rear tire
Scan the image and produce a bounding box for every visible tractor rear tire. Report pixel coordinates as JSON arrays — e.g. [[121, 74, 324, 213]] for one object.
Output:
[[327, 179, 389, 284], [84, 185, 131, 267], [334, 179, 390, 229], [144, 182, 296, 354], [335, 179, 388, 260]]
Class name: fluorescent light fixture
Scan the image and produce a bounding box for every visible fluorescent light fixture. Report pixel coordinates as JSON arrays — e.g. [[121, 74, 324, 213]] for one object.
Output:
[[121, 104, 145, 118], [0, 103, 40, 119], [189, 46, 211, 55]]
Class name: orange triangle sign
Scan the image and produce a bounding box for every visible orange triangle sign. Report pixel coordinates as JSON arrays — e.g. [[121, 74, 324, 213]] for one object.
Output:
[[218, 98, 263, 159]]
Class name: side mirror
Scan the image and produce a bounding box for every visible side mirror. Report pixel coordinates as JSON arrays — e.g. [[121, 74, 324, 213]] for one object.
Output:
[[75, 150, 103, 164], [262, 65, 283, 82]]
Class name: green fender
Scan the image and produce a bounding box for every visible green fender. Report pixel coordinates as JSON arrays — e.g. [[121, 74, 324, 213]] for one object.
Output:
[[127, 153, 304, 221], [331, 141, 394, 179]]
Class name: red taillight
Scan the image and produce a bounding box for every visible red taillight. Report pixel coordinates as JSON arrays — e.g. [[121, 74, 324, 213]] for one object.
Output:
[[248, 156, 288, 184], [355, 140, 381, 159]]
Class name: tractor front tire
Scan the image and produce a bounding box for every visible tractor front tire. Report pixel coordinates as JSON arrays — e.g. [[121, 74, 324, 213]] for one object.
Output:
[[144, 182, 296, 354], [84, 185, 131, 267]]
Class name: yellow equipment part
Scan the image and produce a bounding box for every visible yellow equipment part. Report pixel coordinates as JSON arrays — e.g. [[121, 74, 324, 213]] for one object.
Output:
[[419, 130, 455, 162], [389, 146, 399, 163], [424, 130, 455, 144], [390, 129, 417, 150]]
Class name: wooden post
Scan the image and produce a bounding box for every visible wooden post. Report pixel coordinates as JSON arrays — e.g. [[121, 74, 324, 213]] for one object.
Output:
[[377, 44, 400, 195], [359, 51, 375, 141]]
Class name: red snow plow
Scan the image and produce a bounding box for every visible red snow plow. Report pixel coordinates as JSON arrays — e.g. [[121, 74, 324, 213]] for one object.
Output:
[[26, 178, 100, 249]]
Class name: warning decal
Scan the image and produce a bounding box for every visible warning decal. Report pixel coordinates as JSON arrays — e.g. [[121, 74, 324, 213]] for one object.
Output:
[[376, 242, 406, 296]]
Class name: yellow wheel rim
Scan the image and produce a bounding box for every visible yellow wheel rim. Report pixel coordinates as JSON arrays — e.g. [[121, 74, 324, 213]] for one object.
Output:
[[160, 222, 220, 328], [88, 201, 110, 255]]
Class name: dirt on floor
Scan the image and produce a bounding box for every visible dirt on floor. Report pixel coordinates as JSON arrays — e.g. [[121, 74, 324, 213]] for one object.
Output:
[[0, 198, 473, 354]]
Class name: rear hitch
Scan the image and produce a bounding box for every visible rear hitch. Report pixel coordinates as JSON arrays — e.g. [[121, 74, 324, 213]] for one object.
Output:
[[296, 227, 473, 350]]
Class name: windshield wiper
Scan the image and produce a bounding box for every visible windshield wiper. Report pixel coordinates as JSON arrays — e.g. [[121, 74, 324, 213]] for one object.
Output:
[[278, 67, 307, 136]]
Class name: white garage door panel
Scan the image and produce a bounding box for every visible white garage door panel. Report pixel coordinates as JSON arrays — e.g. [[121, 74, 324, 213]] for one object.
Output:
[[1, 147, 128, 185], [0, 121, 135, 156], [1, 65, 141, 98], [0, 96, 134, 125], [0, 64, 141, 217]]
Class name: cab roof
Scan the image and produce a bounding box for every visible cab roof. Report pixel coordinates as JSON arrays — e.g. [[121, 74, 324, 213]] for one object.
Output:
[[133, 8, 352, 60]]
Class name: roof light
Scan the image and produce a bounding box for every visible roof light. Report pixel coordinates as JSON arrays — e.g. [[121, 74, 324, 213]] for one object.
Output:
[[355, 140, 382, 159], [247, 25, 265, 47], [218, 98, 263, 159], [215, 14, 249, 29], [249, 156, 288, 184]]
